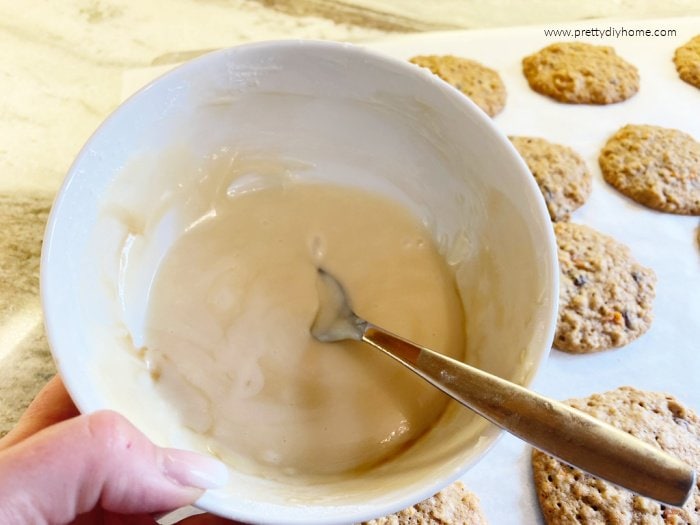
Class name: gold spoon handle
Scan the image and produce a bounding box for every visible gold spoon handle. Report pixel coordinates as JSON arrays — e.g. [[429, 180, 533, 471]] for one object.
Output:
[[361, 324, 696, 507]]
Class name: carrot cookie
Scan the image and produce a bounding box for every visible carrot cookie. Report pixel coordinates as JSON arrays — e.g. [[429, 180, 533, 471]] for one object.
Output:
[[599, 124, 700, 215], [365, 481, 488, 524], [674, 35, 700, 88], [532, 387, 700, 524], [410, 55, 506, 117], [522, 42, 639, 104], [554, 223, 655, 353], [510, 136, 592, 222]]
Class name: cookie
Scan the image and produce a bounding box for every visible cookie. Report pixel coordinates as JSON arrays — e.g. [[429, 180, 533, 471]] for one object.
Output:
[[554, 222, 656, 353], [364, 481, 487, 524], [410, 55, 506, 117], [674, 35, 700, 89], [599, 124, 700, 215], [522, 42, 639, 104], [532, 387, 700, 524], [510, 136, 592, 221]]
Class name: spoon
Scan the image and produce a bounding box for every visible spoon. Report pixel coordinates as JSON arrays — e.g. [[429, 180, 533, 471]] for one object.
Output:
[[310, 268, 695, 507]]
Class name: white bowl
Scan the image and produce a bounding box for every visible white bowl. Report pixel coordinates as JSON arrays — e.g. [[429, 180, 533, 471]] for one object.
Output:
[[41, 41, 558, 524]]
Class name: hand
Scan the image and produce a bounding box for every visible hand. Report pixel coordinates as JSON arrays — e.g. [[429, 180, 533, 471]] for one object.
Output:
[[0, 376, 237, 525]]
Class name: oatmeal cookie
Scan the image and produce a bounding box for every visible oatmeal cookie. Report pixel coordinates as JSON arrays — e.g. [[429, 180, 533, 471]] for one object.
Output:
[[510, 136, 592, 221], [365, 481, 487, 524], [554, 222, 656, 353], [674, 35, 700, 89], [599, 124, 700, 215], [410, 55, 507, 117], [522, 42, 639, 104], [532, 387, 700, 524]]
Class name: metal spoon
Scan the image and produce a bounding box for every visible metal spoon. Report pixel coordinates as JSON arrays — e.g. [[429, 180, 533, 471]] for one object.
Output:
[[310, 268, 695, 507]]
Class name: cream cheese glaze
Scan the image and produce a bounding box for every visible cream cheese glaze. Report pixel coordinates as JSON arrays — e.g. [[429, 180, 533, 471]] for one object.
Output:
[[142, 181, 465, 476], [88, 138, 544, 489]]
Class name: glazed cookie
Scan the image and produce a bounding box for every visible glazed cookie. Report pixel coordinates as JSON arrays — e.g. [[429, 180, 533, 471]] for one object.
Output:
[[509, 136, 592, 221], [674, 34, 700, 88], [410, 55, 506, 117], [364, 481, 488, 525], [554, 222, 655, 353], [522, 42, 639, 104], [532, 387, 700, 524], [599, 124, 700, 215]]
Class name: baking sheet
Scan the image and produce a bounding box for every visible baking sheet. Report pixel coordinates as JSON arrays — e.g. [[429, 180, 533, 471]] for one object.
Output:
[[123, 17, 700, 524]]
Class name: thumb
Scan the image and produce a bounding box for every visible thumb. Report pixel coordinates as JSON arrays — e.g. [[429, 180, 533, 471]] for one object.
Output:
[[0, 410, 228, 524]]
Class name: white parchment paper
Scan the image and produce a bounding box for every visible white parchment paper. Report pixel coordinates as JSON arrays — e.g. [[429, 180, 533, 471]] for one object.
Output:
[[124, 17, 700, 524], [368, 17, 700, 524]]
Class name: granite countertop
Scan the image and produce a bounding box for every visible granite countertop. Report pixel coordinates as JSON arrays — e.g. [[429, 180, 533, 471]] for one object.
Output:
[[1, 0, 698, 436]]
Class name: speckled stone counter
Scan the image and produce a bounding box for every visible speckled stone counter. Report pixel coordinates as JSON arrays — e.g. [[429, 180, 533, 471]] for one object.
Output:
[[2, 0, 698, 437], [0, 193, 54, 435]]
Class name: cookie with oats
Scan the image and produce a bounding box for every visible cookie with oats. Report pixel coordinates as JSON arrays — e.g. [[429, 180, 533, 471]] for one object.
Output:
[[510, 136, 592, 221], [522, 42, 639, 104], [410, 55, 507, 117], [532, 387, 700, 524], [599, 124, 700, 215], [554, 222, 656, 353], [364, 481, 488, 525], [674, 35, 700, 89]]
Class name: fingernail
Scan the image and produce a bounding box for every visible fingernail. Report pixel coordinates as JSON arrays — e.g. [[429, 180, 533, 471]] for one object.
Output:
[[162, 448, 229, 489]]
